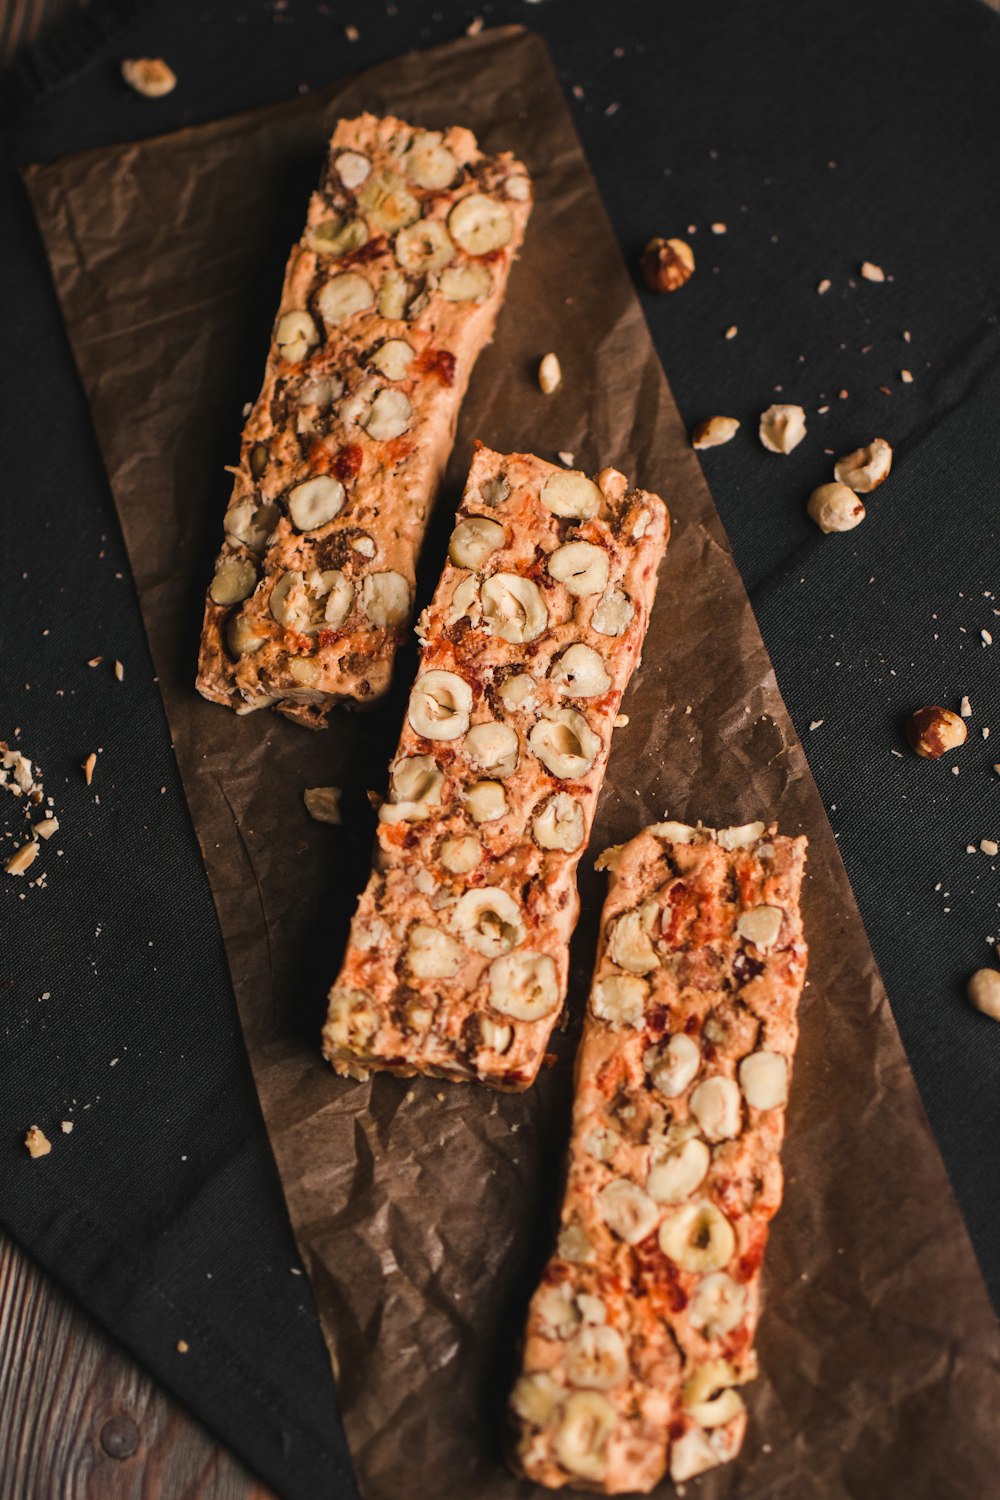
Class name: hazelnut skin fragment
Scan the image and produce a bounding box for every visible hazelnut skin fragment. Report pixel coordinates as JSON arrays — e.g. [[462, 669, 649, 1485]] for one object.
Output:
[[905, 706, 968, 759], [640, 237, 695, 293]]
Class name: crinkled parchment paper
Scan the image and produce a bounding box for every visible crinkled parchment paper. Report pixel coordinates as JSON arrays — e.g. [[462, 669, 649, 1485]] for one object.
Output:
[[24, 27, 1000, 1500]]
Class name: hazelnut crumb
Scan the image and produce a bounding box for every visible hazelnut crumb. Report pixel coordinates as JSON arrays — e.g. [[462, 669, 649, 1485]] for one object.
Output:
[[558, 451, 575, 467], [710, 222, 727, 235], [640, 237, 695, 293], [692, 415, 740, 450], [176, 1339, 190, 1354], [538, 352, 562, 395], [344, 24, 359, 41], [121, 57, 177, 97], [465, 15, 484, 34], [981, 839, 999, 857], [114, 660, 124, 682], [6, 842, 39, 877], [614, 714, 629, 728], [983, 629, 993, 646], [82, 752, 97, 786], [960, 696, 972, 718], [968, 968, 1000, 1020], [817, 278, 831, 294], [61, 1120, 74, 1134], [860, 261, 886, 282], [87, 656, 103, 668], [304, 786, 342, 825], [25, 1126, 51, 1158], [724, 324, 738, 339], [901, 369, 914, 383]]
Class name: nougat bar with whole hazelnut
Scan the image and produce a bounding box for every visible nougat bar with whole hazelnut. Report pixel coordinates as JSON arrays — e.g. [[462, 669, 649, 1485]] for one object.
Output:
[[197, 114, 532, 727], [509, 821, 807, 1491], [322, 445, 669, 1089]]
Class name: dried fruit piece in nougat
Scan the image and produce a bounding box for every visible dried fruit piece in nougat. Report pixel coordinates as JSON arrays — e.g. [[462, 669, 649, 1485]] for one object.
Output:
[[197, 114, 532, 727], [322, 446, 669, 1090], [509, 820, 808, 1492]]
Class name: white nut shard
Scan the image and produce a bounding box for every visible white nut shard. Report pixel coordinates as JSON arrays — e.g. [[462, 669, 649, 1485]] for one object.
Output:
[[449, 515, 505, 570], [335, 150, 371, 189], [538, 352, 562, 394], [549, 643, 612, 698], [647, 1138, 711, 1204], [362, 571, 411, 628], [464, 720, 519, 777], [489, 951, 559, 1021], [607, 900, 659, 973], [692, 415, 740, 450], [591, 973, 647, 1027], [480, 573, 548, 643], [316, 272, 374, 326], [533, 792, 586, 852], [403, 131, 458, 189], [689, 1076, 742, 1141], [833, 438, 893, 493], [564, 1325, 629, 1391], [739, 1050, 789, 1110], [540, 471, 603, 520], [529, 708, 600, 780], [548, 540, 610, 598], [670, 1427, 722, 1483], [688, 1272, 747, 1338], [364, 388, 412, 440], [659, 1200, 736, 1273], [448, 192, 513, 254], [646, 1034, 701, 1097], [275, 310, 319, 363], [479, 1016, 513, 1055], [463, 779, 507, 823], [716, 821, 765, 850], [407, 923, 465, 979], [370, 338, 415, 381], [591, 587, 634, 638], [450, 887, 524, 957], [224, 498, 280, 552], [537, 1282, 582, 1340], [736, 904, 784, 950], [287, 474, 346, 531], [323, 571, 355, 628], [759, 403, 807, 454], [597, 1179, 659, 1245], [408, 670, 473, 740]]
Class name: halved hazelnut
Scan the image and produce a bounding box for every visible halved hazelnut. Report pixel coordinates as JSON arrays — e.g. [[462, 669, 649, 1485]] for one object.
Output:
[[564, 1326, 629, 1391], [209, 556, 257, 606], [692, 416, 740, 450], [738, 1050, 789, 1110], [377, 270, 411, 320], [529, 708, 600, 780], [449, 515, 504, 570], [358, 170, 420, 233], [362, 571, 410, 627], [408, 670, 472, 740], [689, 1077, 742, 1141], [316, 272, 374, 327], [759, 404, 807, 454], [364, 389, 412, 440], [287, 656, 319, 687], [479, 1015, 513, 1054], [226, 609, 268, 657], [647, 1138, 711, 1204], [446, 572, 480, 626], [225, 498, 280, 552], [395, 219, 454, 274], [450, 887, 523, 956], [553, 1392, 616, 1481], [489, 951, 559, 1020], [511, 1372, 561, 1429], [716, 821, 765, 849], [448, 192, 513, 254], [309, 217, 368, 258], [906, 706, 967, 759], [440, 263, 492, 302], [536, 1282, 581, 1340], [287, 474, 346, 531], [591, 587, 634, 638], [646, 1034, 701, 1097], [597, 1180, 658, 1245], [607, 900, 659, 973], [736, 904, 783, 950], [687, 1272, 746, 1338], [407, 923, 464, 980], [807, 482, 866, 533], [465, 720, 518, 777], [591, 973, 647, 1026], [659, 1201, 735, 1273], [540, 471, 602, 520], [499, 672, 537, 713], [480, 573, 548, 643], [480, 474, 511, 507], [371, 339, 415, 381], [439, 834, 482, 874], [335, 150, 371, 190], [463, 779, 507, 823], [834, 438, 892, 493], [389, 754, 444, 808], [323, 571, 355, 628], [275, 310, 319, 363], [403, 131, 458, 189], [549, 643, 611, 698], [548, 540, 610, 598], [533, 792, 585, 852], [640, 237, 695, 292]]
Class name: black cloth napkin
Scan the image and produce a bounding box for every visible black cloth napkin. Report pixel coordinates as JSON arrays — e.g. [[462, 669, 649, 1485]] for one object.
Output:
[[2, 1, 999, 1498]]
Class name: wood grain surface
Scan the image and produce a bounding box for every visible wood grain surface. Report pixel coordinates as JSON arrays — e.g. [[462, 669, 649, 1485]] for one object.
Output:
[[0, 1230, 277, 1500]]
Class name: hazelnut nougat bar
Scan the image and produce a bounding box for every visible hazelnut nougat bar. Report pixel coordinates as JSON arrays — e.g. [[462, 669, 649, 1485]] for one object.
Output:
[[509, 820, 808, 1491], [322, 446, 669, 1090], [197, 114, 532, 727]]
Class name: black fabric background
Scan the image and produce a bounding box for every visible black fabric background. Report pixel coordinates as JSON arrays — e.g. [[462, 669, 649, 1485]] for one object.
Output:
[[2, 2, 999, 1497]]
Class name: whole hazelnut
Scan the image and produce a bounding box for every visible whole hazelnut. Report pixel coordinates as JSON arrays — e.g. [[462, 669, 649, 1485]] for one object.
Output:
[[905, 706, 968, 759], [834, 438, 893, 493], [640, 237, 695, 293], [968, 968, 1000, 1021], [806, 483, 865, 533]]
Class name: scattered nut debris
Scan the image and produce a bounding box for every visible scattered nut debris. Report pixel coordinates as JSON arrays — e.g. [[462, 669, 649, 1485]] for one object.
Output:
[[121, 57, 177, 98], [817, 278, 831, 295], [860, 261, 885, 282], [710, 222, 727, 235], [87, 656, 103, 668], [82, 752, 97, 786], [61, 1120, 74, 1134], [983, 629, 993, 646], [900, 369, 914, 383], [960, 696, 972, 718], [6, 841, 39, 877], [538, 352, 562, 394], [465, 16, 484, 35], [114, 660, 124, 682], [967, 968, 1000, 1021], [838, 389, 849, 400], [834, 438, 892, 493], [25, 1126, 52, 1159], [981, 839, 999, 857], [344, 24, 359, 41], [614, 713, 629, 727], [176, 1339, 190, 1354], [640, 237, 695, 293], [304, 786, 343, 825], [691, 416, 740, 450], [759, 404, 807, 454], [806, 483, 865, 533], [724, 325, 738, 339], [557, 451, 575, 467], [905, 706, 968, 759]]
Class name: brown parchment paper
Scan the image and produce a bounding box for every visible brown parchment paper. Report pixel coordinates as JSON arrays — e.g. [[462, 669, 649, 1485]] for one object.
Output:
[[24, 27, 1000, 1500]]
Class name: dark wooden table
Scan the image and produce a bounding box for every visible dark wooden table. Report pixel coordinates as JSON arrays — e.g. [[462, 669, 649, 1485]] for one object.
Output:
[[0, 1231, 276, 1498]]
